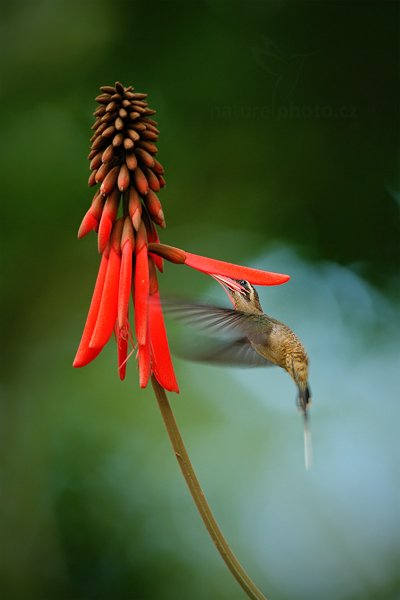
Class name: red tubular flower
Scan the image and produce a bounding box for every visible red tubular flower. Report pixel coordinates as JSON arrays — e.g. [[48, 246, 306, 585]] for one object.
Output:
[[147, 243, 290, 286], [74, 82, 290, 393]]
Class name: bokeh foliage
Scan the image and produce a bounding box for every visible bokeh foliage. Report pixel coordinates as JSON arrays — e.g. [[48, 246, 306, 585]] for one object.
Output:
[[1, 2, 399, 599]]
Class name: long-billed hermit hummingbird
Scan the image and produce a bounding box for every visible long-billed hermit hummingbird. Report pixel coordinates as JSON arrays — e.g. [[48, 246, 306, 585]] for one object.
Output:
[[164, 276, 312, 469]]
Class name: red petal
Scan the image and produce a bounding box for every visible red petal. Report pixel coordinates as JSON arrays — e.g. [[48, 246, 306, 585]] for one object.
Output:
[[73, 252, 109, 367], [128, 186, 142, 231], [117, 328, 128, 381], [144, 190, 166, 228], [149, 292, 179, 393], [98, 212, 113, 254], [98, 190, 119, 253], [134, 243, 149, 346], [184, 252, 290, 286], [100, 166, 119, 196], [148, 257, 159, 295], [118, 239, 133, 329], [143, 214, 163, 272], [78, 193, 104, 238], [89, 246, 121, 350], [133, 166, 149, 196], [138, 339, 151, 388], [78, 210, 98, 239]]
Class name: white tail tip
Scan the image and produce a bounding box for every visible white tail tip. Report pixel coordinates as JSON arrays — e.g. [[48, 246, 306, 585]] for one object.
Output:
[[303, 416, 313, 471]]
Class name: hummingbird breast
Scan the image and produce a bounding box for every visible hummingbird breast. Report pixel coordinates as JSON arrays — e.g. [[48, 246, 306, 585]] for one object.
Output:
[[249, 321, 307, 372]]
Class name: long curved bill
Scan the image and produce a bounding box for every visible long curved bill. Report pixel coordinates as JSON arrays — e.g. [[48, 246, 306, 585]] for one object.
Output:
[[211, 274, 247, 293], [210, 275, 248, 306]]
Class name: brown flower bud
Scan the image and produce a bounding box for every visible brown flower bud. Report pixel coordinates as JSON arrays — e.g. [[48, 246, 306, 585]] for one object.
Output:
[[141, 130, 158, 141], [95, 161, 112, 183], [143, 167, 160, 192], [100, 166, 119, 196], [125, 152, 138, 171], [123, 137, 135, 150], [80, 82, 167, 249], [133, 166, 149, 196], [90, 152, 102, 170], [135, 148, 155, 168], [101, 144, 114, 163], [106, 101, 117, 113], [113, 133, 124, 147], [137, 140, 157, 154], [115, 117, 124, 131], [118, 164, 130, 192], [153, 159, 164, 175], [102, 125, 116, 138], [127, 129, 140, 142], [144, 190, 166, 228], [100, 85, 116, 94], [95, 94, 111, 103]]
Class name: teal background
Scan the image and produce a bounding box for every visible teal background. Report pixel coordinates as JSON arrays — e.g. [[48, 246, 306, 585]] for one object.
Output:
[[1, 1, 399, 599]]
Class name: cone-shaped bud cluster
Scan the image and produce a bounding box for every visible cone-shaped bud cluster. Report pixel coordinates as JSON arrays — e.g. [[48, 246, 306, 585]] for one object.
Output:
[[75, 83, 178, 392], [78, 81, 166, 251]]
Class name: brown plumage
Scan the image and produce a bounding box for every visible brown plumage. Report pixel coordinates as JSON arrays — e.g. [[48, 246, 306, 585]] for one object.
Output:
[[164, 277, 313, 467]]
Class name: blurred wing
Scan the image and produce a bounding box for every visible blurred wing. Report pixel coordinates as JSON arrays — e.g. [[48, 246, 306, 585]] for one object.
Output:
[[178, 336, 276, 367], [162, 300, 273, 346]]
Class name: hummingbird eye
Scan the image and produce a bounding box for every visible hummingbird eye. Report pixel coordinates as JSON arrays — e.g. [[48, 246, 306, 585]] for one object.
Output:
[[238, 280, 248, 288]]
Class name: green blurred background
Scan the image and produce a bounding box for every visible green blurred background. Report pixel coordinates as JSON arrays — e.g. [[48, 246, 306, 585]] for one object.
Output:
[[1, 1, 399, 599]]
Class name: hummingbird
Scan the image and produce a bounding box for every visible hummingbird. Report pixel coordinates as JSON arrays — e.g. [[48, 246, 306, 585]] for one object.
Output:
[[164, 276, 312, 468]]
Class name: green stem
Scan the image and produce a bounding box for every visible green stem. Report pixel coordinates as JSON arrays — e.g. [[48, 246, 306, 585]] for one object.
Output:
[[151, 376, 267, 600]]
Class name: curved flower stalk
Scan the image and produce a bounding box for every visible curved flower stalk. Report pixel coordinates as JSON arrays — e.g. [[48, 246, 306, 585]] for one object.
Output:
[[74, 82, 289, 600]]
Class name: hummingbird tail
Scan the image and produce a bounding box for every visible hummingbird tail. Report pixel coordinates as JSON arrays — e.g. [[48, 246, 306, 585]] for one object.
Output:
[[303, 411, 313, 471]]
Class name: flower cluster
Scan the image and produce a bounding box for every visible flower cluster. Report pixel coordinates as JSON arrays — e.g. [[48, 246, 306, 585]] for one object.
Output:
[[74, 82, 290, 392]]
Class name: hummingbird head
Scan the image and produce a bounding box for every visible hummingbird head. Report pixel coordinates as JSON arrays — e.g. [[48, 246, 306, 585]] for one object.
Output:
[[211, 275, 263, 314]]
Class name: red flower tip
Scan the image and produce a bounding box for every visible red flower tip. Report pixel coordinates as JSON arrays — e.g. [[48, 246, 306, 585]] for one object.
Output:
[[153, 159, 164, 175], [95, 162, 112, 184], [78, 191, 105, 239], [128, 186, 142, 231], [149, 291, 179, 393], [88, 170, 97, 187], [78, 210, 98, 239], [144, 190, 166, 228], [98, 189, 119, 253], [184, 252, 290, 286], [100, 166, 119, 196], [133, 166, 149, 196], [143, 166, 161, 192], [117, 164, 130, 192]]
